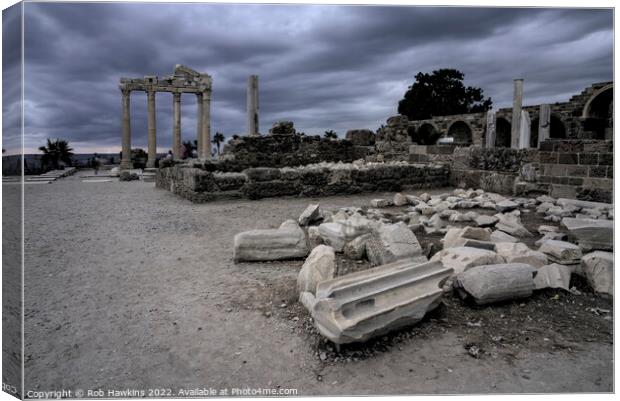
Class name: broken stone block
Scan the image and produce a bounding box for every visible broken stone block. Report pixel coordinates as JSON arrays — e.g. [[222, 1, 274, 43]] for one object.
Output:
[[426, 213, 447, 228], [490, 230, 518, 243], [492, 242, 547, 267], [561, 218, 613, 251], [307, 226, 323, 249], [536, 202, 555, 214], [343, 233, 371, 260], [474, 215, 499, 228], [454, 263, 537, 305], [538, 225, 559, 234], [298, 203, 321, 226], [534, 263, 572, 291], [538, 239, 583, 265], [233, 219, 309, 262], [414, 202, 434, 215], [448, 212, 471, 223], [318, 214, 376, 252], [366, 222, 426, 266], [404, 195, 419, 205], [393, 193, 408, 206], [442, 227, 491, 249], [303, 260, 453, 344], [495, 213, 533, 237], [495, 200, 519, 213], [534, 231, 567, 247], [430, 247, 504, 275], [581, 251, 613, 297], [536, 195, 556, 204], [297, 245, 336, 295], [370, 199, 392, 208], [556, 198, 613, 211]]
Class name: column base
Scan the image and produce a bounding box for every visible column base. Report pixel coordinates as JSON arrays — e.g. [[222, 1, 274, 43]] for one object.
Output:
[[120, 160, 133, 170], [146, 159, 156, 169]]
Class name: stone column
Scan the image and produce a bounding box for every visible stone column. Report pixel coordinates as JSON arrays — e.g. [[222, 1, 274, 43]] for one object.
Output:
[[201, 90, 212, 159], [538, 103, 550, 147], [146, 90, 157, 168], [247, 75, 259, 136], [120, 88, 132, 169], [510, 78, 524, 149], [485, 110, 496, 148], [172, 92, 181, 159], [196, 93, 203, 158], [518, 110, 531, 149]]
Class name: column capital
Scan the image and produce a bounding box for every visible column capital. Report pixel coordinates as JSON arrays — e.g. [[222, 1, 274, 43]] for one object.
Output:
[[120, 87, 131, 97], [173, 92, 182, 101]]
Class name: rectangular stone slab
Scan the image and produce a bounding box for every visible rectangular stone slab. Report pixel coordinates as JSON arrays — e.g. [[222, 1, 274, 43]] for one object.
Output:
[[561, 218, 613, 251]]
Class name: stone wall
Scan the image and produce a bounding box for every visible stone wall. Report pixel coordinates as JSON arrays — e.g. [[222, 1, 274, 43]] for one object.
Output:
[[375, 81, 612, 152], [448, 141, 613, 203], [156, 161, 450, 203], [218, 133, 365, 171]]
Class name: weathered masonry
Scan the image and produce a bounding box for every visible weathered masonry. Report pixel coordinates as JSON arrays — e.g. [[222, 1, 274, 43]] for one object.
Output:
[[401, 81, 613, 148], [119, 65, 213, 169]]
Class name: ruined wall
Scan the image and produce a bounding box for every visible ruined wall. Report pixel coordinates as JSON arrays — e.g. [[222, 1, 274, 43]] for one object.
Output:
[[377, 81, 613, 151], [218, 133, 365, 171], [448, 141, 613, 203], [156, 161, 450, 203]]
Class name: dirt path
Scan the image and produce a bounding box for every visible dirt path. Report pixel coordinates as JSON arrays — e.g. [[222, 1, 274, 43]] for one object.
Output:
[[21, 172, 612, 396]]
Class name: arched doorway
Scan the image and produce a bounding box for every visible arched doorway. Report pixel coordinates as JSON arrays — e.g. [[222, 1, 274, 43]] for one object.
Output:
[[530, 115, 567, 147], [412, 123, 440, 145], [582, 85, 613, 139], [495, 117, 511, 147], [447, 121, 472, 144]]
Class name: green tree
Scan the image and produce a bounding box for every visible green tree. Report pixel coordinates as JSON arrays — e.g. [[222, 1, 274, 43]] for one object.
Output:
[[323, 130, 338, 139], [38, 138, 74, 170], [398, 69, 492, 121], [212, 132, 225, 154]]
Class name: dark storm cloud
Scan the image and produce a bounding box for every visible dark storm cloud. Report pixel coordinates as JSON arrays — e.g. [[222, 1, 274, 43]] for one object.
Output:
[[10, 3, 613, 154]]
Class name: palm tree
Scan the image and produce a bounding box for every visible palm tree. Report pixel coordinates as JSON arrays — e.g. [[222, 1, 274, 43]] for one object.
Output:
[[38, 139, 74, 170], [324, 130, 338, 139], [212, 132, 225, 155]]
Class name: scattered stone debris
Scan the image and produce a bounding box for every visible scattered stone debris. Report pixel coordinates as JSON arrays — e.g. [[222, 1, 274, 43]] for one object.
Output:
[[365, 222, 426, 266], [534, 263, 572, 291], [538, 240, 582, 265]]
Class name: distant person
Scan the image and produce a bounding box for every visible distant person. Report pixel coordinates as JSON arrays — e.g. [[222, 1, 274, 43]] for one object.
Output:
[[92, 153, 101, 175], [191, 148, 198, 158], [165, 150, 173, 160]]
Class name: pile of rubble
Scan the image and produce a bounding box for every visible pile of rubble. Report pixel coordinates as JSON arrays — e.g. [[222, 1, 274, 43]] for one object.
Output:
[[232, 188, 613, 346]]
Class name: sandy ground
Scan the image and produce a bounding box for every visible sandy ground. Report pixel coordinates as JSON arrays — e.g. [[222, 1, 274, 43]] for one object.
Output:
[[17, 170, 613, 396]]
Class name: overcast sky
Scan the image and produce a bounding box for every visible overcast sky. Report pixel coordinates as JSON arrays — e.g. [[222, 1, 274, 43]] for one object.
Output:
[[2, 3, 613, 154]]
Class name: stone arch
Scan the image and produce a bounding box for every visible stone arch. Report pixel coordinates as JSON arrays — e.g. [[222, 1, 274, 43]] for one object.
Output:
[[495, 117, 511, 147], [582, 84, 613, 139], [412, 123, 440, 145], [446, 120, 473, 144], [582, 84, 613, 118], [530, 114, 567, 147]]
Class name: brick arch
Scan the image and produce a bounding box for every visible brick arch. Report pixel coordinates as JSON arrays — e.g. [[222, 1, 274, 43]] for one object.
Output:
[[446, 120, 473, 144], [582, 83, 613, 118], [495, 117, 511, 147]]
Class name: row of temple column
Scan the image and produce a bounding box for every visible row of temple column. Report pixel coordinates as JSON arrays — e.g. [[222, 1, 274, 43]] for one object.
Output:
[[120, 89, 212, 169], [485, 79, 551, 149]]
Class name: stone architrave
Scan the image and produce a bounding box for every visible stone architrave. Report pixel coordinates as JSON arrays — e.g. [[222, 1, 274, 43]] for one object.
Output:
[[538, 103, 551, 146], [518, 110, 531, 149], [485, 110, 496, 148], [247, 75, 259, 136], [511, 79, 524, 149]]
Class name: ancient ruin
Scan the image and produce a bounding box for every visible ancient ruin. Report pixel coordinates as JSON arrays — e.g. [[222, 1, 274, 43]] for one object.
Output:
[[119, 65, 213, 168]]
